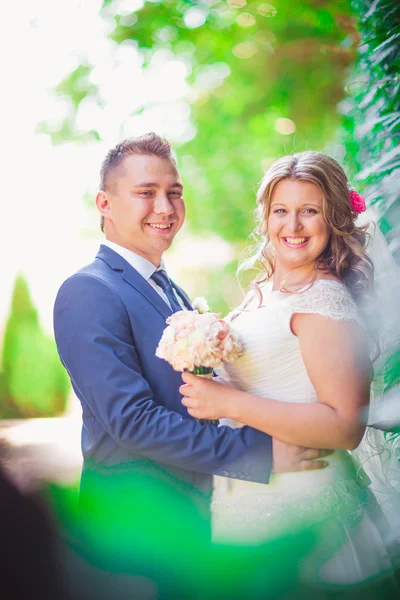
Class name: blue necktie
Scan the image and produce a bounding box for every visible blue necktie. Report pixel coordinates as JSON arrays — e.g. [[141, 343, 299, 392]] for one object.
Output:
[[151, 269, 182, 313]]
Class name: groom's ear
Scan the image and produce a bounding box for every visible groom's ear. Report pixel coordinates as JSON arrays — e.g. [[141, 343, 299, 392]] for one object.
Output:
[[96, 190, 112, 220]]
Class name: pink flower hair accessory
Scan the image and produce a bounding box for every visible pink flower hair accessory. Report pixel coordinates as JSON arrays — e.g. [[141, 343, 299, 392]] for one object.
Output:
[[349, 189, 366, 214]]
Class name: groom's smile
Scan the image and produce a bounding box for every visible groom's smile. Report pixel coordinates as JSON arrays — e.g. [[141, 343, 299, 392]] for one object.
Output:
[[96, 153, 186, 266], [146, 221, 175, 232]]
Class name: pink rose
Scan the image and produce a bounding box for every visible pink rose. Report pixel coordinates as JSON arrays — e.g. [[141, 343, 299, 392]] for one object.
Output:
[[349, 190, 366, 214]]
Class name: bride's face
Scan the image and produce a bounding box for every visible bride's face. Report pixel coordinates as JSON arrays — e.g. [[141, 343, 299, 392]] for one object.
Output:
[[268, 179, 330, 272]]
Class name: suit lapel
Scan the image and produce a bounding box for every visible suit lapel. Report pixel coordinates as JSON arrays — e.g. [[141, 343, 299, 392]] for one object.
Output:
[[122, 265, 173, 320], [96, 245, 173, 320]]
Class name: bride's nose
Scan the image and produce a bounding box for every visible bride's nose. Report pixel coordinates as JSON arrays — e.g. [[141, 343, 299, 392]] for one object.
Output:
[[288, 212, 303, 232]]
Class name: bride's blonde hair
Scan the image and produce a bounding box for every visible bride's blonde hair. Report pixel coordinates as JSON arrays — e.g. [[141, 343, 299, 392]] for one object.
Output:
[[241, 151, 374, 313]]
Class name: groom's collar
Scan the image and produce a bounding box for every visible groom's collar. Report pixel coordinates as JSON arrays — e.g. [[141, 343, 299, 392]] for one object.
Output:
[[100, 240, 165, 281]]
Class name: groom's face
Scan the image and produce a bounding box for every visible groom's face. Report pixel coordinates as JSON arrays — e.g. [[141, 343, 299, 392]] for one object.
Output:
[[97, 154, 185, 266]]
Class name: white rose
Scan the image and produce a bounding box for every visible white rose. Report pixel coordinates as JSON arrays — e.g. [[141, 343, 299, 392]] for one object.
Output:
[[192, 296, 210, 314]]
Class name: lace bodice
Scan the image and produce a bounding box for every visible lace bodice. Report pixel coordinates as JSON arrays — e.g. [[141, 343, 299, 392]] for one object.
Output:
[[218, 279, 360, 403]]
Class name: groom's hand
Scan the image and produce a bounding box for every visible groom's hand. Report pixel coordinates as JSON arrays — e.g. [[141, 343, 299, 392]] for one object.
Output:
[[272, 438, 334, 474]]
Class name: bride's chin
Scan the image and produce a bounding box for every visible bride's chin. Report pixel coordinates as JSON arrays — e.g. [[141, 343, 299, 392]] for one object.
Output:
[[278, 257, 311, 270]]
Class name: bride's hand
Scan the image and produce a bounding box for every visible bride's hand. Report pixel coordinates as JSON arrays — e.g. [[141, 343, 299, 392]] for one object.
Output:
[[180, 372, 232, 421]]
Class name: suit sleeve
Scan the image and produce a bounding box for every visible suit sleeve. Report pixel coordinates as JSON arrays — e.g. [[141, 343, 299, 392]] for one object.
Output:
[[54, 274, 272, 483]]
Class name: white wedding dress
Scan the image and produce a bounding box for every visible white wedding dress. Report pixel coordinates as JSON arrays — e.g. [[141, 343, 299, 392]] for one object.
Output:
[[213, 279, 396, 585]]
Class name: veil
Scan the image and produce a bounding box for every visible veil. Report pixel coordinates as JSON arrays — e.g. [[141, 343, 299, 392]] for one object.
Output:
[[352, 211, 400, 563], [358, 211, 400, 428], [362, 211, 400, 425]]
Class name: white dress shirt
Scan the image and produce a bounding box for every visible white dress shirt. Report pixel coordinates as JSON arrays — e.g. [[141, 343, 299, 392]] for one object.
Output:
[[102, 240, 186, 310]]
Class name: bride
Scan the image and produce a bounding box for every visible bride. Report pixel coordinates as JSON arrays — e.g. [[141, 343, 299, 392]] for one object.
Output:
[[180, 151, 399, 586]]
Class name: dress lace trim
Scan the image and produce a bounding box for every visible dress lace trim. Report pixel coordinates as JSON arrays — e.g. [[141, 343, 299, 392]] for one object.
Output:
[[286, 280, 360, 323]]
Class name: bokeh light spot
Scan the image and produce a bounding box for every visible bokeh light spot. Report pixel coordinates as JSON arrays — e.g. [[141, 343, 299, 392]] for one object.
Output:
[[258, 3, 277, 17], [154, 26, 178, 43], [227, 0, 247, 7], [184, 7, 207, 29], [232, 41, 256, 59], [236, 13, 256, 27], [275, 118, 296, 134], [236, 12, 256, 27]]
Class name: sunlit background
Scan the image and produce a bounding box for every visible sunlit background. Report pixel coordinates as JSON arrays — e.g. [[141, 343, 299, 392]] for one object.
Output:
[[0, 0, 359, 333], [0, 1, 399, 597], [0, 0, 398, 482], [1, 0, 198, 334]]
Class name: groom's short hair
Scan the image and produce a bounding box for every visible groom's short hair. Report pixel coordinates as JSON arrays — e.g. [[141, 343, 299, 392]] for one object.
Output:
[[99, 133, 177, 232]]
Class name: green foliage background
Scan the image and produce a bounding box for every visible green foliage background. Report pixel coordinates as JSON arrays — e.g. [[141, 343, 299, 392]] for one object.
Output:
[[345, 0, 400, 396], [39, 0, 356, 244], [0, 275, 69, 418], [14, 0, 398, 417], [343, 0, 400, 259], [37, 0, 400, 251], [38, 0, 363, 314]]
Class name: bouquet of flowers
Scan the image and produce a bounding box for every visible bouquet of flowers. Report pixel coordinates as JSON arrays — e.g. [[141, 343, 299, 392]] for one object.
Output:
[[156, 297, 242, 376]]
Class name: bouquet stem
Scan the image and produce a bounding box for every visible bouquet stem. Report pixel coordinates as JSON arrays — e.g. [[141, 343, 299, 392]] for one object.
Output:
[[191, 367, 218, 425], [192, 366, 213, 377]]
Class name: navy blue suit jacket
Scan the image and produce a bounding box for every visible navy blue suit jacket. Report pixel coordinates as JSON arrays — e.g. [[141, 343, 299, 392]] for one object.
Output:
[[53, 245, 272, 496]]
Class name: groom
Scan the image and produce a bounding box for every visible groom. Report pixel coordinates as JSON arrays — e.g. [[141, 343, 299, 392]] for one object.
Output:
[[53, 133, 330, 532]]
